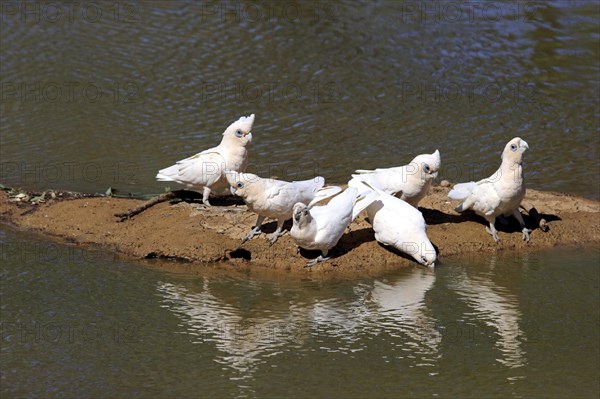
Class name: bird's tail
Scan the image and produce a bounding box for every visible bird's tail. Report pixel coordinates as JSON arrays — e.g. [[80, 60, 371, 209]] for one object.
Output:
[[449, 182, 477, 213], [350, 173, 386, 194], [352, 190, 379, 220], [349, 176, 388, 220], [448, 182, 476, 201], [156, 164, 179, 181], [347, 173, 377, 196], [308, 185, 343, 209], [454, 197, 475, 213]]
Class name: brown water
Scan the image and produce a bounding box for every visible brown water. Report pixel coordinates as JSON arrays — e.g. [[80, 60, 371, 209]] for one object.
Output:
[[1, 1, 599, 398]]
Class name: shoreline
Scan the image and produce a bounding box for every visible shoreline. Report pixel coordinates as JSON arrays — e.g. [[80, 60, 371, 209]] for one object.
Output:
[[1, 185, 599, 277]]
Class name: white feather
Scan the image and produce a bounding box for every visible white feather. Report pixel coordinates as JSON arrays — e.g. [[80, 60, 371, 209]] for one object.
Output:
[[448, 181, 477, 201], [307, 185, 343, 209], [354, 177, 436, 267], [290, 187, 376, 265], [156, 114, 255, 204], [447, 137, 530, 242], [224, 172, 336, 244], [348, 150, 440, 207]]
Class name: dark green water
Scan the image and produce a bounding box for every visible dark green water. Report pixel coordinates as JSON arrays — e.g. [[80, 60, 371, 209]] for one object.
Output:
[[1, 228, 599, 398], [0, 1, 598, 198], [1, 1, 599, 398]]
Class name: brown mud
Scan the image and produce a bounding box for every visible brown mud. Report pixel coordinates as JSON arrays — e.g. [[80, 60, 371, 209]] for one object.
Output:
[[1, 186, 598, 278]]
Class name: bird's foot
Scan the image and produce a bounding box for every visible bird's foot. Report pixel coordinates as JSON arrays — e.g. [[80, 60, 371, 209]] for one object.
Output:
[[485, 226, 500, 243], [305, 255, 330, 268], [202, 199, 211, 206], [267, 229, 288, 246], [241, 228, 261, 243], [522, 228, 532, 242]]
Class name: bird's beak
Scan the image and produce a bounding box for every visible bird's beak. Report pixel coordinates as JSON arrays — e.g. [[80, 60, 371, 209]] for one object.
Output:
[[230, 186, 237, 196], [520, 140, 529, 152], [244, 131, 252, 141], [432, 171, 439, 179]]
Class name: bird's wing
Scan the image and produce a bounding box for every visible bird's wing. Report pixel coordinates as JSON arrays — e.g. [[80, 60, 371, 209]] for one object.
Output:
[[307, 185, 343, 209], [347, 174, 372, 194], [260, 178, 318, 211], [261, 180, 288, 211], [448, 181, 477, 201], [458, 181, 500, 215], [476, 183, 502, 216], [311, 188, 356, 234], [371, 192, 429, 254], [290, 176, 325, 193], [156, 149, 225, 187], [277, 176, 325, 206], [351, 168, 406, 195], [308, 185, 343, 207], [352, 191, 378, 220]]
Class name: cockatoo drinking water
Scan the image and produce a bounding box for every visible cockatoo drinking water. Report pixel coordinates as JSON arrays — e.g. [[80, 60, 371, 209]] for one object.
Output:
[[290, 187, 378, 267], [225, 171, 342, 245], [348, 150, 440, 207], [353, 177, 437, 267], [448, 137, 531, 242], [156, 114, 255, 205]]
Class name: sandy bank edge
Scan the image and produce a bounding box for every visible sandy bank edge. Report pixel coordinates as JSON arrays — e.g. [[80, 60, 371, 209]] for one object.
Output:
[[1, 186, 599, 278]]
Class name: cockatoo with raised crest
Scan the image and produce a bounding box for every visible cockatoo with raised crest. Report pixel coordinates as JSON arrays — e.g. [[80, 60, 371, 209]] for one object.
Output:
[[156, 114, 255, 205], [348, 150, 440, 207]]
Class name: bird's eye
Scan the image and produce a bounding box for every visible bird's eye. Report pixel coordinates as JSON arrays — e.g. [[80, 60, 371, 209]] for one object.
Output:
[[510, 144, 517, 151], [423, 164, 431, 173], [236, 182, 244, 188], [235, 129, 243, 137]]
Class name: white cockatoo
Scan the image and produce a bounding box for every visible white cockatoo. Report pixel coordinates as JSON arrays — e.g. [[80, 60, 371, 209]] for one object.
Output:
[[448, 137, 531, 242], [348, 150, 440, 207], [291, 187, 377, 267], [156, 114, 255, 205], [225, 171, 342, 244], [353, 177, 437, 267]]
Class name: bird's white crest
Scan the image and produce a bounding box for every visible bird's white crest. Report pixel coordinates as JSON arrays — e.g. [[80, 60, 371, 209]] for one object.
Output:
[[411, 149, 441, 178], [224, 114, 255, 141], [156, 114, 256, 205]]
